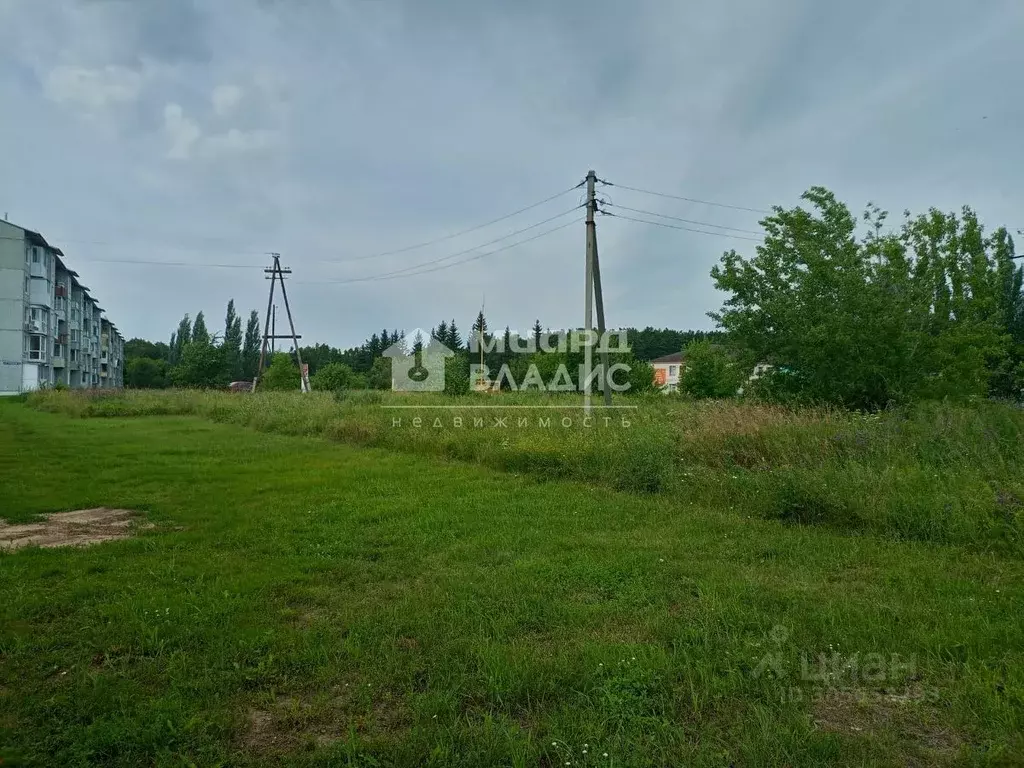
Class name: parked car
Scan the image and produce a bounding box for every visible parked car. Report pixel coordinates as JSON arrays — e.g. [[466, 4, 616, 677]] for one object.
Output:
[[228, 380, 253, 393]]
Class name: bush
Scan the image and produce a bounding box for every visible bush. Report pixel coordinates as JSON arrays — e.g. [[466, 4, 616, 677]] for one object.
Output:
[[311, 362, 354, 392], [680, 341, 741, 399], [444, 354, 470, 395], [620, 356, 655, 395], [366, 358, 392, 390], [260, 353, 300, 391]]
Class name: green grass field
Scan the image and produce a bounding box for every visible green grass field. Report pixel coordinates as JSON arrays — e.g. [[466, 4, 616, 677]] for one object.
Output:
[[2, 396, 1024, 766]]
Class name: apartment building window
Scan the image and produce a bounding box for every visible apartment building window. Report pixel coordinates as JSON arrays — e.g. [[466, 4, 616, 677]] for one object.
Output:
[[70, 329, 81, 344], [31, 248, 40, 264], [70, 349, 79, 362], [27, 336, 45, 361], [53, 342, 64, 359]]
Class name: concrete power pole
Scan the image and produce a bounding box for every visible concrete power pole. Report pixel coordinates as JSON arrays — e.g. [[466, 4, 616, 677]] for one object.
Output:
[[583, 170, 612, 413], [584, 171, 596, 414]]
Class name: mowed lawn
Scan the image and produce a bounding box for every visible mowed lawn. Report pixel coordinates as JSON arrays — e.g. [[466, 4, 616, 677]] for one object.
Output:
[[1, 404, 1022, 767]]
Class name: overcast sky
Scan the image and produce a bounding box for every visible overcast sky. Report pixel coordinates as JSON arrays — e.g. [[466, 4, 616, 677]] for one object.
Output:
[[1, 0, 1021, 348]]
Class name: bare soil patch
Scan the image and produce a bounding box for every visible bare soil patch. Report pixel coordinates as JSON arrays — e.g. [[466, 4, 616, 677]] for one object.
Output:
[[0, 508, 148, 551], [812, 687, 963, 765], [241, 686, 412, 756]]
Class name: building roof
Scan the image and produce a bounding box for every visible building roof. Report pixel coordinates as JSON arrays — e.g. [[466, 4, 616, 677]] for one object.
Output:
[[19, 227, 64, 256], [650, 352, 686, 364]]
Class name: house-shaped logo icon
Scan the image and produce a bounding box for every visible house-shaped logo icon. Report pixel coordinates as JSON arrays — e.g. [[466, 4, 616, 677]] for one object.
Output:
[[382, 329, 455, 392]]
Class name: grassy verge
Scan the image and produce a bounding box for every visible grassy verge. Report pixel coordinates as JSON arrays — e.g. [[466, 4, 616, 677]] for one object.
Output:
[[1, 404, 1023, 766], [26, 389, 1024, 553]]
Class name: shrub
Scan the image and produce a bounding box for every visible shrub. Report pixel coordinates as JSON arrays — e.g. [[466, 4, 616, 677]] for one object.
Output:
[[260, 353, 300, 391], [311, 362, 354, 392], [680, 341, 741, 399]]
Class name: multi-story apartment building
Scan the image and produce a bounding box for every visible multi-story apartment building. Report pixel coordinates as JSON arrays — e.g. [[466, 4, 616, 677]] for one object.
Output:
[[0, 218, 124, 395]]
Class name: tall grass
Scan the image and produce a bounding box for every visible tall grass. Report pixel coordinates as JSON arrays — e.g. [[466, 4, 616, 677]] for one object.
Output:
[[27, 389, 1024, 552]]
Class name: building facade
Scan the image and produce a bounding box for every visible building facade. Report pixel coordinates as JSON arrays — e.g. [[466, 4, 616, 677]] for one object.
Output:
[[0, 219, 123, 395], [651, 351, 685, 392]]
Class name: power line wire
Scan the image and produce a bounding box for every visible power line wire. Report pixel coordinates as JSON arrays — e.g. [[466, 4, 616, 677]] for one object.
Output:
[[604, 203, 764, 235], [600, 210, 762, 242], [328, 204, 583, 281], [0, 204, 581, 273], [309, 216, 583, 285], [332, 183, 584, 263], [70, 257, 262, 269], [598, 180, 770, 214]]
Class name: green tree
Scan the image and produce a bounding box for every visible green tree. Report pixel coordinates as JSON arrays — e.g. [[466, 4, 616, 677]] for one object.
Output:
[[711, 187, 1008, 408], [191, 312, 210, 346], [125, 338, 169, 361], [443, 354, 470, 395], [679, 341, 739, 399], [125, 357, 168, 389], [311, 362, 354, 392], [222, 300, 243, 381], [171, 341, 225, 389], [619, 355, 656, 395], [446, 319, 461, 351], [170, 314, 191, 366], [259, 353, 300, 391], [471, 310, 489, 354], [366, 357, 392, 390], [242, 310, 261, 379]]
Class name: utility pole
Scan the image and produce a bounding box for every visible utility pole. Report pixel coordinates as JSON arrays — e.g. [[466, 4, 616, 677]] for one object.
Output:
[[271, 305, 277, 353], [583, 170, 613, 411], [592, 211, 613, 409], [584, 171, 596, 414], [253, 253, 311, 393]]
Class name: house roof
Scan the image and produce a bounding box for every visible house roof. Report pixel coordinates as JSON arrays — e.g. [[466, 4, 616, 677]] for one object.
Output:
[[651, 352, 685, 364]]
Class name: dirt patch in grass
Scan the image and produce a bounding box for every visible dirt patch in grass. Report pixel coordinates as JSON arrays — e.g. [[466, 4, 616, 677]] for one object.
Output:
[[812, 687, 963, 764], [0, 508, 149, 550], [241, 686, 412, 756]]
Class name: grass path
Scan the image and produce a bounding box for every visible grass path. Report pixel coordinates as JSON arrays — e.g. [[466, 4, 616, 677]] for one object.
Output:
[[1, 404, 1022, 766]]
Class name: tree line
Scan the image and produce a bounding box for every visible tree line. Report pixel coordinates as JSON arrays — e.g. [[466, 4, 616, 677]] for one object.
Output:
[[124, 302, 711, 393], [124, 302, 263, 389]]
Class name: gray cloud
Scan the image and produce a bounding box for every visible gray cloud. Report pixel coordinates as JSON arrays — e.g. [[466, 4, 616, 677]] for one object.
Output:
[[0, 0, 1022, 348]]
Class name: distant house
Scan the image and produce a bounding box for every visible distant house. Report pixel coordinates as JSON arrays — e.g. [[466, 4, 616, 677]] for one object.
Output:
[[650, 352, 685, 392]]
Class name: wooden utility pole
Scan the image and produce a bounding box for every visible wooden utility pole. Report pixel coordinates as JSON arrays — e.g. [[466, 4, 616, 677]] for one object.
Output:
[[583, 170, 612, 411], [253, 253, 311, 393]]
